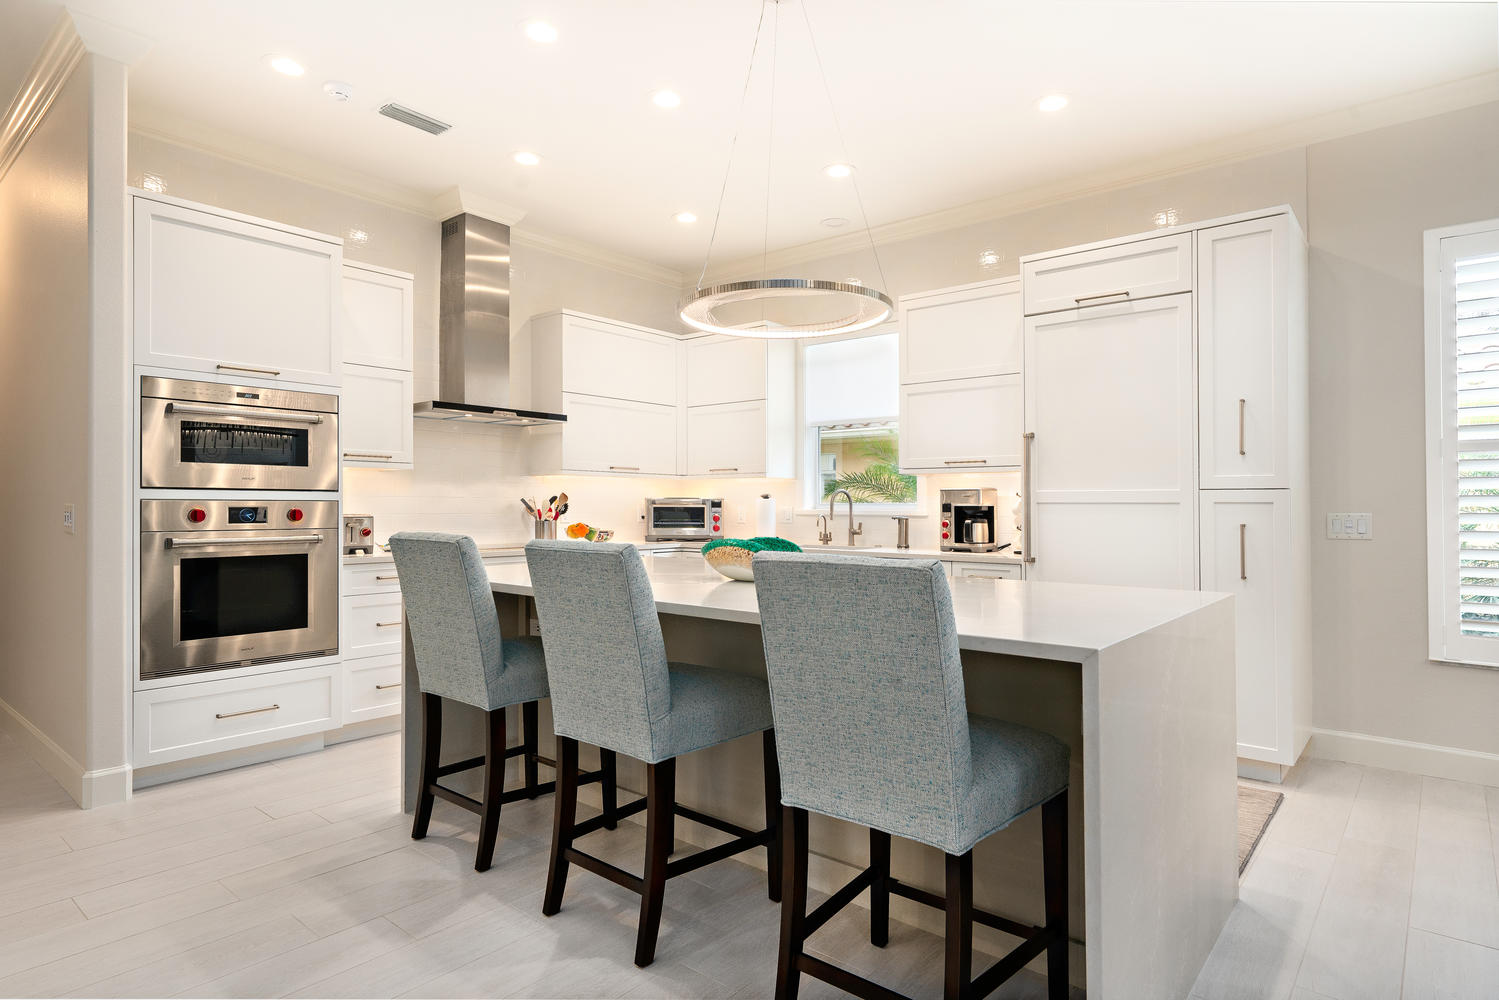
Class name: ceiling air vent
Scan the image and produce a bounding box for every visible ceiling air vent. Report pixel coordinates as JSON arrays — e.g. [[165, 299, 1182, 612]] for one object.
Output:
[[378, 103, 451, 135]]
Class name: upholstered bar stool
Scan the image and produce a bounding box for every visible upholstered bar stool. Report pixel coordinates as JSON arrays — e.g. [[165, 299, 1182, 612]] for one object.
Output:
[[389, 532, 617, 872], [753, 552, 1071, 1000], [524, 539, 782, 968]]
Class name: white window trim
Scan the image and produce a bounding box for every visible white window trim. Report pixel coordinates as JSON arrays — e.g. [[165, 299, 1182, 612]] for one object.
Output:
[[1425, 216, 1499, 668]]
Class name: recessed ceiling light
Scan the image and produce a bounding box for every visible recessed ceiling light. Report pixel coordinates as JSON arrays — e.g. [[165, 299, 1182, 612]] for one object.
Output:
[[821, 217, 848, 228], [1037, 94, 1069, 113], [978, 248, 1003, 269], [525, 20, 558, 43], [513, 151, 541, 166], [652, 90, 681, 109], [674, 211, 697, 224], [823, 163, 853, 179], [268, 55, 305, 77]]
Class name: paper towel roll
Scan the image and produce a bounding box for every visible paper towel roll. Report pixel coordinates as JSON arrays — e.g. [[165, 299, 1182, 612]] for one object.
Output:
[[755, 494, 777, 536]]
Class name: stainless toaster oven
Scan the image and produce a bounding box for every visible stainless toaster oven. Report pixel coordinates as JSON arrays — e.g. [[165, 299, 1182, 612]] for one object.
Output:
[[645, 497, 724, 541]]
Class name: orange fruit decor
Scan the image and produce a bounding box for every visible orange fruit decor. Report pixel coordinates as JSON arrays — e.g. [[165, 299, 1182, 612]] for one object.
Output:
[[566, 522, 591, 539]]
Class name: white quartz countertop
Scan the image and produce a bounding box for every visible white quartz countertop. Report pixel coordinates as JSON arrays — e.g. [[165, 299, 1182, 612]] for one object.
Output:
[[487, 549, 1228, 663], [344, 541, 1023, 567]]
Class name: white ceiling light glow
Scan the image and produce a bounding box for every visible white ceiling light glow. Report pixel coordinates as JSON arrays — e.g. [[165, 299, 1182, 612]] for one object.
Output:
[[513, 151, 541, 166], [1037, 94, 1069, 112], [524, 20, 558, 43], [674, 211, 698, 224], [268, 56, 304, 77], [652, 89, 682, 109], [682, 0, 893, 340]]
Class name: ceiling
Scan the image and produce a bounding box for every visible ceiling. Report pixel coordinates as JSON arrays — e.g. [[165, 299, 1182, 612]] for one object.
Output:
[[5, 0, 1497, 274]]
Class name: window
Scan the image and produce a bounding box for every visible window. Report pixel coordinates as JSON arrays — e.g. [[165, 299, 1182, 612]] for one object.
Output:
[[801, 331, 917, 508], [1426, 218, 1499, 666]]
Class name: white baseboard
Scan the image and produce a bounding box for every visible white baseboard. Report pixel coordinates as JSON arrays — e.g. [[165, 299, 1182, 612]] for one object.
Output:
[[0, 695, 86, 806], [132, 733, 326, 789], [81, 764, 132, 808], [1308, 727, 1499, 786]]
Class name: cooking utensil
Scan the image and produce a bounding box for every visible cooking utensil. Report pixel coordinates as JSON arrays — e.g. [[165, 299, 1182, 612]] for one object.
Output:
[[520, 498, 537, 517]]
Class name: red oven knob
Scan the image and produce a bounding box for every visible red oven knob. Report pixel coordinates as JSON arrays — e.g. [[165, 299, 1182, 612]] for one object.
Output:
[[361, 527, 372, 537], [187, 507, 206, 524], [712, 524, 721, 532], [941, 520, 950, 529], [287, 508, 304, 523], [941, 531, 950, 540], [712, 514, 720, 522]]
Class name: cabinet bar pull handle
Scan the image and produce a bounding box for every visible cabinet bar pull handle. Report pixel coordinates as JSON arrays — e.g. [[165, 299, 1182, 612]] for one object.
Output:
[[708, 467, 739, 473], [168, 401, 324, 424], [344, 451, 394, 460], [943, 459, 986, 465], [1239, 523, 1247, 581], [1074, 290, 1131, 305], [374, 682, 402, 690], [1021, 432, 1036, 564], [374, 574, 399, 581], [216, 704, 279, 720], [608, 465, 640, 472], [375, 620, 402, 628], [1238, 399, 1246, 456], [216, 363, 282, 377]]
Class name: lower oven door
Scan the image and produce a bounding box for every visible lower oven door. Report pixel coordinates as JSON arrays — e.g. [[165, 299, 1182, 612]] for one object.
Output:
[[140, 526, 339, 680]]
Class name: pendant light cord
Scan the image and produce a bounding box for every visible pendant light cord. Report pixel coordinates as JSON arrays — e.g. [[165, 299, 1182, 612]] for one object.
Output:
[[761, 1, 779, 323]]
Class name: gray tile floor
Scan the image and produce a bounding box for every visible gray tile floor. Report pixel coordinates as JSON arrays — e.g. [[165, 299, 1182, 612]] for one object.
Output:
[[0, 728, 1495, 998]]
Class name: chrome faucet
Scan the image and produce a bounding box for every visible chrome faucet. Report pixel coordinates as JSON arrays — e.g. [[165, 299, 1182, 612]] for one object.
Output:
[[827, 489, 863, 547], [815, 514, 833, 545]]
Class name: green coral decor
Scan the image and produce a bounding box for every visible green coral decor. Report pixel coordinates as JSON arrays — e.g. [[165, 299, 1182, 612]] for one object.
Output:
[[701, 537, 802, 581]]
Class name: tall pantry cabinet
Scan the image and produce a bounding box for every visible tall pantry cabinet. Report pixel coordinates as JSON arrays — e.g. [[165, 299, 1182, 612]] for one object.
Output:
[[1018, 210, 1310, 774]]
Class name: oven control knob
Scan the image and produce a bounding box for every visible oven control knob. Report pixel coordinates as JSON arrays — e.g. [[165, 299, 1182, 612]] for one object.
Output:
[[361, 527, 372, 537], [712, 514, 720, 522], [287, 508, 304, 523], [187, 507, 206, 524], [941, 520, 949, 529], [712, 524, 721, 532], [941, 531, 950, 540]]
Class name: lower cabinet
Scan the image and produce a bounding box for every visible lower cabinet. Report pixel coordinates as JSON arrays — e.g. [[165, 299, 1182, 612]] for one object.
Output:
[[1199, 490, 1308, 766], [133, 664, 341, 768], [341, 364, 414, 468], [344, 655, 403, 725], [341, 592, 404, 660], [899, 375, 1023, 472], [950, 561, 1023, 580]]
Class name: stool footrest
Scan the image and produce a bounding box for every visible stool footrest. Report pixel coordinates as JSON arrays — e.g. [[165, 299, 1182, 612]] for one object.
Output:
[[971, 932, 1052, 1000], [434, 755, 485, 778], [573, 797, 648, 837], [673, 803, 758, 841], [888, 879, 1039, 941], [498, 780, 556, 804], [429, 782, 483, 814], [799, 954, 910, 1000], [564, 846, 644, 894], [806, 866, 877, 938], [664, 827, 770, 880]]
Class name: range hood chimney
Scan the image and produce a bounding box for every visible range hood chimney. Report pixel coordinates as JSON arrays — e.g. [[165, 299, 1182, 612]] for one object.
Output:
[[413, 212, 566, 426]]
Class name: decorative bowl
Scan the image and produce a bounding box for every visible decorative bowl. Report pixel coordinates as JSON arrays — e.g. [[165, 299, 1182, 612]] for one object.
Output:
[[701, 537, 802, 581]]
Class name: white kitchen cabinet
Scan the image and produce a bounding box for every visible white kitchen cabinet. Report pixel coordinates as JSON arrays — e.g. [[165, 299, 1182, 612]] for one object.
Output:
[[686, 400, 768, 476], [1198, 214, 1306, 490], [344, 655, 403, 726], [1023, 293, 1197, 588], [534, 393, 679, 476], [1200, 491, 1308, 767], [685, 336, 769, 406], [683, 339, 795, 478], [952, 562, 1023, 580], [900, 375, 1023, 471], [340, 365, 414, 468], [133, 194, 342, 386], [342, 262, 415, 370], [898, 277, 1022, 383], [531, 311, 679, 409], [1022, 232, 1193, 316], [341, 592, 404, 660]]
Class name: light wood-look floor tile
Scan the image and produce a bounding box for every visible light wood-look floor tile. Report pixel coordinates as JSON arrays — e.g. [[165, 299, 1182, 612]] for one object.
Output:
[[1402, 928, 1499, 999]]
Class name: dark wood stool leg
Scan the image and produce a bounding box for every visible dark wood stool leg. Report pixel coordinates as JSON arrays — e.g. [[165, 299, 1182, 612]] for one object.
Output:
[[411, 693, 441, 841], [542, 736, 579, 916], [522, 701, 540, 799], [1043, 790, 1069, 1000], [635, 757, 676, 967], [944, 850, 974, 1000], [474, 707, 506, 872], [763, 729, 782, 903], [601, 749, 618, 830], [870, 828, 891, 947], [775, 806, 808, 1000]]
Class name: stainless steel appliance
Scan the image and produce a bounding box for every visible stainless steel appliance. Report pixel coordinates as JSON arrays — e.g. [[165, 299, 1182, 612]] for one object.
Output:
[[140, 376, 339, 491], [645, 497, 724, 541], [940, 488, 1001, 553], [139, 499, 339, 680], [343, 514, 375, 555]]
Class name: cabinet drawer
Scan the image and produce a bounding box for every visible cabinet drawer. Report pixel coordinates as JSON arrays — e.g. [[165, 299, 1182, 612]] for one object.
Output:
[[345, 655, 403, 724], [134, 664, 339, 767], [899, 375, 1022, 471], [343, 561, 402, 596], [1022, 233, 1193, 315], [952, 562, 1022, 580], [342, 593, 403, 659]]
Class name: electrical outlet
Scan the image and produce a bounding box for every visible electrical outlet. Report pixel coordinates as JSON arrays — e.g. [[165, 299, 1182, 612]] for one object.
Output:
[[1326, 512, 1373, 540], [61, 504, 74, 535], [528, 617, 542, 636], [736, 508, 746, 524], [780, 509, 793, 525]]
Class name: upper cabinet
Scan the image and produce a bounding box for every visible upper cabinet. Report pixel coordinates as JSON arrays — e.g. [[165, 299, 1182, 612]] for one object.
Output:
[[897, 277, 1024, 472], [342, 262, 415, 370], [899, 278, 1022, 383], [1021, 232, 1192, 316], [682, 336, 796, 478], [686, 337, 769, 406], [133, 195, 342, 386], [339, 262, 415, 470], [1197, 215, 1306, 490]]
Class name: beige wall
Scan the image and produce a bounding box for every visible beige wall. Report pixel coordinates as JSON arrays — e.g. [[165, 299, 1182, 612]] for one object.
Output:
[[0, 60, 93, 766]]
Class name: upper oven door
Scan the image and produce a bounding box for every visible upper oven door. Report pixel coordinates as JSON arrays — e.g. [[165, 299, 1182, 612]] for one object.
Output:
[[140, 381, 339, 491], [651, 502, 710, 534], [140, 516, 339, 680]]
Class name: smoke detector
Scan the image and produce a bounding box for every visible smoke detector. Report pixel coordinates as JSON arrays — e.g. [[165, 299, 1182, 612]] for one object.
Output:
[[323, 80, 353, 102]]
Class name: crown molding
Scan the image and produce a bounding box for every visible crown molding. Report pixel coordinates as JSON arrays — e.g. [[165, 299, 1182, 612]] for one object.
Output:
[[702, 69, 1499, 283], [429, 186, 527, 227], [66, 8, 153, 65], [509, 228, 684, 287], [0, 12, 84, 184]]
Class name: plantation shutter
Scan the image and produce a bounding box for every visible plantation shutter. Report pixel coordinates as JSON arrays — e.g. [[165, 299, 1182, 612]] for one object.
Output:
[[1432, 224, 1499, 663]]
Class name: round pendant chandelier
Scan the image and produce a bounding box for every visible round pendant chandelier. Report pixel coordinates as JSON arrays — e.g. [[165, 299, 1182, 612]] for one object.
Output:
[[681, 0, 892, 340]]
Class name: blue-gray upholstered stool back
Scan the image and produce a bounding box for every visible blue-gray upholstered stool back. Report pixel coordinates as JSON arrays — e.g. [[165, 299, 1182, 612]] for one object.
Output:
[[524, 540, 671, 761], [752, 551, 1068, 856], [388, 531, 549, 712]]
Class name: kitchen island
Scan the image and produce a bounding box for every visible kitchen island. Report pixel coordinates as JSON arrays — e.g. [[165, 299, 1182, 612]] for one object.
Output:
[[400, 549, 1237, 999]]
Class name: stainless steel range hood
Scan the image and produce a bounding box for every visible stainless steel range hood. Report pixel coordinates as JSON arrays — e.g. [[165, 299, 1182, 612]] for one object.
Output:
[[413, 212, 566, 426]]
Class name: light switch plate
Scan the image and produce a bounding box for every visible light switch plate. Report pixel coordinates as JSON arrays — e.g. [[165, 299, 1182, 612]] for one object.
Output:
[[1326, 512, 1373, 540], [780, 509, 794, 525], [61, 504, 74, 534]]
